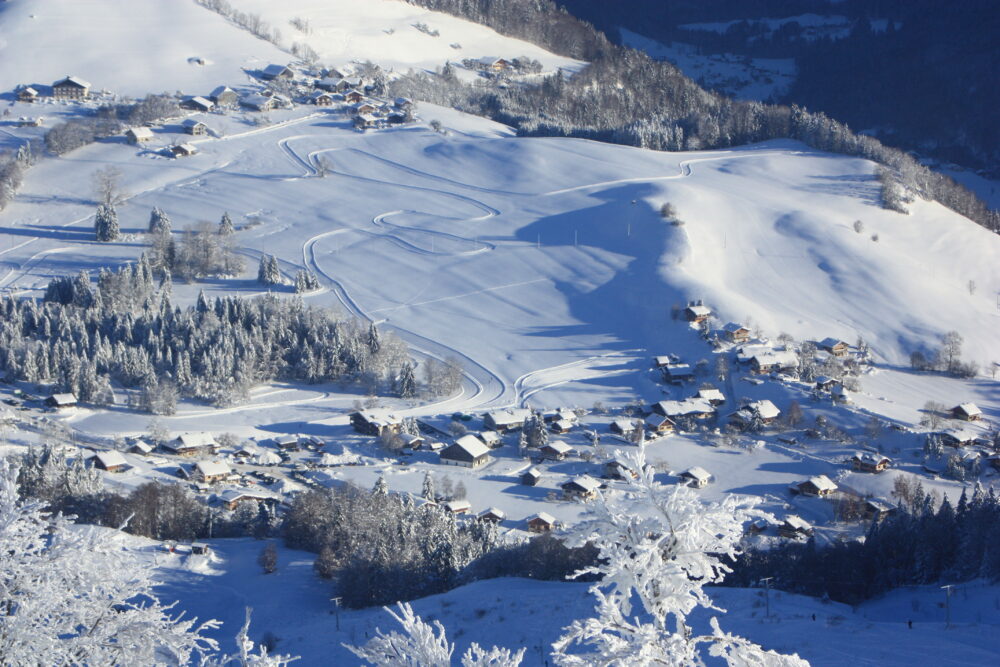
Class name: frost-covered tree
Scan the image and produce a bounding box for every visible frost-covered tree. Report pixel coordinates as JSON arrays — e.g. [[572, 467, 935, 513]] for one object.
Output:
[[373, 475, 389, 496], [94, 203, 120, 242], [397, 361, 417, 398], [257, 254, 282, 286], [422, 471, 436, 501], [551, 446, 808, 666], [0, 458, 221, 664], [149, 207, 171, 234], [219, 211, 235, 236], [345, 602, 525, 667]]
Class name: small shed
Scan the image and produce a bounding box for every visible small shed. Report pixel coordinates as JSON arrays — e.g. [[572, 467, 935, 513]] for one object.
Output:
[[951, 403, 983, 422], [169, 143, 197, 157], [182, 119, 208, 135], [478, 430, 502, 448], [94, 450, 128, 473], [444, 499, 472, 515], [45, 393, 78, 409], [779, 515, 813, 538], [528, 512, 556, 533], [680, 466, 712, 488], [796, 475, 837, 497], [863, 499, 895, 522], [261, 64, 294, 80], [521, 467, 542, 486], [129, 441, 153, 455], [191, 542, 212, 555], [398, 432, 425, 449], [561, 475, 601, 501]]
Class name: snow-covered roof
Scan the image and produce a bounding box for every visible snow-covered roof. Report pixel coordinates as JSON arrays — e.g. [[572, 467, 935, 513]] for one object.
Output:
[[478, 430, 501, 444], [182, 118, 206, 128], [523, 466, 542, 478], [130, 441, 153, 454], [751, 350, 799, 368], [484, 408, 532, 427], [262, 63, 292, 76], [685, 304, 711, 316], [654, 398, 714, 417], [54, 75, 90, 88], [564, 475, 601, 492], [218, 488, 278, 504], [723, 322, 749, 333], [196, 460, 231, 477], [444, 499, 471, 513], [255, 451, 282, 466], [804, 475, 837, 492], [853, 451, 890, 465], [394, 96, 412, 106], [20, 85, 39, 95], [542, 441, 573, 455], [398, 433, 424, 446], [478, 507, 505, 520], [188, 95, 214, 108], [681, 466, 711, 482], [48, 393, 77, 405], [210, 85, 235, 97], [532, 511, 556, 525], [552, 418, 575, 431], [95, 450, 127, 468], [171, 432, 215, 449], [242, 94, 274, 109], [612, 418, 638, 431], [783, 515, 812, 531], [819, 337, 848, 349], [645, 414, 675, 428], [127, 126, 154, 139], [955, 403, 982, 417], [447, 434, 490, 459], [697, 388, 725, 403], [750, 399, 781, 420]]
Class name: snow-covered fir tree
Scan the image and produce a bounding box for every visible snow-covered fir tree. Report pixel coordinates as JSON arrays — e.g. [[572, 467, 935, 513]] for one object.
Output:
[[148, 207, 171, 234], [219, 211, 235, 236], [257, 254, 282, 285], [94, 203, 120, 242]]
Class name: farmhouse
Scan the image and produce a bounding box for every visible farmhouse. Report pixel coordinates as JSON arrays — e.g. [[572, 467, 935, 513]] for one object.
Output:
[[394, 97, 413, 109], [17, 86, 39, 102], [52, 76, 90, 99], [851, 452, 891, 473], [696, 387, 726, 406], [94, 450, 128, 473], [182, 119, 208, 135], [528, 512, 556, 533], [164, 432, 216, 457], [125, 126, 154, 144], [561, 475, 601, 501], [273, 435, 299, 451], [478, 507, 506, 523], [951, 403, 983, 421], [195, 460, 231, 484], [521, 467, 542, 486], [444, 499, 472, 515], [540, 441, 574, 461], [662, 363, 694, 384], [796, 475, 838, 497], [818, 337, 849, 357], [349, 411, 402, 436], [750, 350, 799, 374], [261, 64, 293, 80], [679, 466, 712, 488], [129, 440, 153, 455], [210, 86, 238, 106], [316, 76, 348, 92], [484, 408, 532, 432], [722, 322, 751, 343], [653, 398, 715, 420], [310, 91, 335, 106], [45, 393, 78, 409], [644, 414, 676, 435], [242, 94, 276, 111], [351, 101, 377, 115], [779, 515, 813, 538], [935, 428, 981, 448], [730, 400, 781, 428], [683, 303, 711, 323], [169, 143, 197, 157], [181, 96, 214, 112], [814, 376, 839, 391], [439, 434, 491, 469], [610, 418, 639, 436]]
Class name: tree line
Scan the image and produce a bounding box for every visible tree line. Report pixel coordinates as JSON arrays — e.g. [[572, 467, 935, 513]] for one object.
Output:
[[401, 0, 999, 233]]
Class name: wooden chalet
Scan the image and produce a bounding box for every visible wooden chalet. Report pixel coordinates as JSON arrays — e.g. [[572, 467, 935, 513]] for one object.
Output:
[[310, 91, 335, 106], [528, 511, 556, 533], [521, 467, 542, 486], [443, 499, 472, 515], [722, 322, 751, 343], [683, 303, 711, 323], [561, 475, 601, 501], [210, 86, 238, 106], [818, 337, 849, 357], [349, 411, 403, 436], [662, 363, 694, 384], [696, 387, 726, 406], [483, 408, 532, 432], [218, 489, 279, 511], [274, 435, 299, 451], [479, 56, 512, 71], [316, 76, 348, 92], [863, 499, 895, 522], [610, 418, 639, 436], [261, 64, 294, 80], [951, 403, 983, 421], [398, 432, 425, 449], [478, 430, 502, 448], [550, 418, 574, 434], [94, 450, 128, 473], [644, 413, 675, 435], [344, 89, 365, 103], [45, 393, 77, 409], [195, 460, 231, 484], [779, 515, 813, 539], [169, 143, 197, 157], [164, 432, 217, 457], [935, 428, 981, 448], [439, 434, 491, 469], [129, 440, 153, 455], [653, 398, 716, 420], [750, 350, 799, 374], [603, 458, 636, 481], [353, 113, 377, 130], [540, 441, 574, 461], [851, 452, 891, 473], [394, 97, 413, 109], [679, 466, 712, 488], [182, 119, 208, 135], [478, 507, 506, 523], [814, 375, 839, 391], [125, 126, 154, 144], [17, 86, 39, 102], [181, 96, 214, 112], [52, 76, 90, 99], [242, 94, 276, 111], [795, 475, 837, 497]]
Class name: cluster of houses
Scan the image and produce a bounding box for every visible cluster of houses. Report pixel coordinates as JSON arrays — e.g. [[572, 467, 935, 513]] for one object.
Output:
[[16, 76, 92, 103]]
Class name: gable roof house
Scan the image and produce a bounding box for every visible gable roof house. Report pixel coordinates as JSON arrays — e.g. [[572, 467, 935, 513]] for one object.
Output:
[[45, 393, 78, 409], [479, 56, 512, 71], [261, 64, 294, 80], [539, 441, 574, 461], [796, 475, 838, 497], [561, 475, 602, 501], [851, 452, 891, 473], [210, 85, 238, 106], [818, 337, 850, 357], [653, 398, 716, 420], [521, 466, 542, 486], [353, 113, 378, 130], [182, 119, 208, 135], [729, 400, 781, 429], [550, 418, 575, 434], [316, 76, 348, 92], [722, 322, 751, 343], [477, 430, 502, 448], [683, 303, 711, 323], [129, 440, 153, 455], [94, 450, 128, 473], [680, 466, 712, 488], [125, 126, 154, 144], [603, 457, 637, 480], [310, 91, 335, 106], [344, 89, 365, 103], [195, 460, 231, 484], [349, 411, 402, 436], [180, 96, 214, 112], [52, 76, 91, 99], [478, 507, 506, 523], [164, 432, 217, 457], [528, 511, 556, 533], [444, 499, 472, 515], [17, 86, 39, 102], [483, 408, 532, 432], [242, 94, 276, 111], [398, 432, 425, 450], [218, 489, 280, 511], [644, 413, 676, 435], [696, 388, 726, 406], [169, 143, 197, 157], [439, 434, 491, 469], [779, 515, 813, 538], [610, 418, 639, 436], [952, 403, 983, 421], [662, 363, 694, 384], [750, 350, 799, 374], [863, 499, 895, 522]]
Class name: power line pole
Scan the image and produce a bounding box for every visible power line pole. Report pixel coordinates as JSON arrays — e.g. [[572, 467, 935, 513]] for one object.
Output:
[[332, 596, 342, 631], [942, 585, 953, 629], [761, 577, 773, 619]]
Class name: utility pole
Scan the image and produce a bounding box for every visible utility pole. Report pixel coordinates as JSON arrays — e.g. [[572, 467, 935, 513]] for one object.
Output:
[[537, 233, 540, 249], [332, 596, 342, 631], [574, 229, 578, 246], [941, 585, 953, 629], [761, 577, 773, 619]]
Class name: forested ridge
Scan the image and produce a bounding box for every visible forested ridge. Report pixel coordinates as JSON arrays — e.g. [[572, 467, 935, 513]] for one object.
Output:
[[401, 0, 999, 233]]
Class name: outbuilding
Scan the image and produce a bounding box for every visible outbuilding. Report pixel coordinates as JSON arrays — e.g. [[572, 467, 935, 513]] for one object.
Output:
[[521, 467, 542, 486], [478, 507, 506, 523], [951, 403, 983, 422], [679, 466, 712, 488], [45, 393, 78, 409], [779, 515, 813, 538], [261, 64, 294, 80]]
